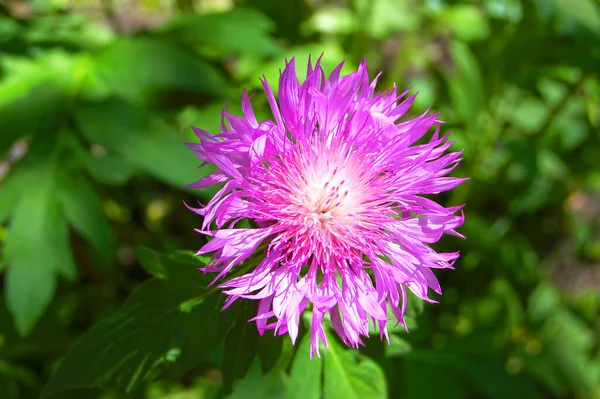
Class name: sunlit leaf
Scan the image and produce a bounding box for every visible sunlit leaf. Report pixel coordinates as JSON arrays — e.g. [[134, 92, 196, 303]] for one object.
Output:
[[302, 7, 359, 35], [537, 150, 568, 179], [0, 51, 85, 149], [287, 334, 322, 399], [3, 164, 76, 336], [235, 43, 355, 91], [552, 0, 600, 33], [74, 98, 205, 189], [0, 169, 32, 224], [93, 37, 233, 104], [159, 8, 280, 58], [322, 335, 387, 399], [355, 0, 421, 38], [443, 40, 486, 127], [442, 5, 490, 41]]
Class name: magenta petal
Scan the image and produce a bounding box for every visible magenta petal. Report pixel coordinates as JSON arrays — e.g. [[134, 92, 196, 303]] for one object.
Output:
[[186, 56, 466, 357]]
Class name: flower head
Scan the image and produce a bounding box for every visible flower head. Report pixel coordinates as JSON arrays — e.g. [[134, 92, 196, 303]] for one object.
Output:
[[187, 57, 466, 357]]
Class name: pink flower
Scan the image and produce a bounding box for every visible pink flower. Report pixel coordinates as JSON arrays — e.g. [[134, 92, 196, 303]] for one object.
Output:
[[187, 57, 466, 358]]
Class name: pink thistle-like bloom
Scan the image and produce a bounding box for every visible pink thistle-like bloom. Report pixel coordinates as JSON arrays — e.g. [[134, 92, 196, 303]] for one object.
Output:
[[187, 57, 466, 358]]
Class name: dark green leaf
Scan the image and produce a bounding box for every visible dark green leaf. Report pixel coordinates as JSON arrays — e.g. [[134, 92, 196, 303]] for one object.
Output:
[[43, 254, 221, 396], [0, 86, 65, 150], [257, 332, 284, 373], [402, 353, 467, 399], [222, 302, 259, 394], [0, 359, 39, 391], [134, 247, 168, 279], [453, 356, 542, 399]]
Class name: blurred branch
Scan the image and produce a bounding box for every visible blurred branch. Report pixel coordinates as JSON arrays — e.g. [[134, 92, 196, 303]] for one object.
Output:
[[176, 0, 196, 13], [100, 0, 122, 33]]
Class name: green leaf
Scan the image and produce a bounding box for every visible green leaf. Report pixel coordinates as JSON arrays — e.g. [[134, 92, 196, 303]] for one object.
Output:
[[0, 16, 22, 42], [134, 247, 168, 280], [524, 355, 568, 395], [0, 169, 32, 224], [0, 86, 65, 150], [402, 352, 467, 399], [74, 98, 205, 189], [0, 359, 39, 399], [286, 334, 322, 399], [490, 279, 523, 326], [229, 360, 286, 399], [3, 165, 76, 336], [222, 302, 259, 394], [451, 355, 543, 399], [509, 176, 553, 214], [236, 43, 355, 91], [356, 0, 421, 38], [55, 169, 114, 257], [93, 37, 232, 104], [0, 51, 82, 149], [23, 13, 113, 50], [177, 102, 243, 138], [0, 51, 74, 108], [484, 0, 523, 22], [506, 92, 549, 133], [443, 40, 486, 127], [385, 335, 412, 357], [79, 152, 137, 186], [540, 309, 600, 396], [43, 253, 221, 397], [158, 9, 280, 58], [553, 0, 600, 33], [257, 332, 284, 373], [322, 336, 387, 399], [537, 150, 568, 179], [0, 359, 39, 389], [442, 5, 490, 41], [302, 7, 359, 35]]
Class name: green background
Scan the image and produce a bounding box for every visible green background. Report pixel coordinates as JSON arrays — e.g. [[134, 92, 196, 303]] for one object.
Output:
[[0, 0, 599, 398]]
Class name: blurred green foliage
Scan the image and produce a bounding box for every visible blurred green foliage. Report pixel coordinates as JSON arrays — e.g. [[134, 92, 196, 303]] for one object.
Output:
[[0, 0, 599, 398]]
